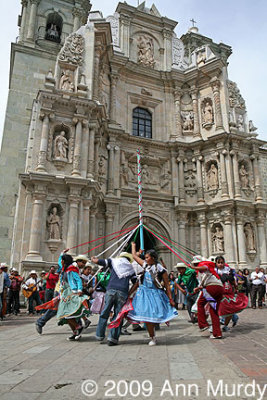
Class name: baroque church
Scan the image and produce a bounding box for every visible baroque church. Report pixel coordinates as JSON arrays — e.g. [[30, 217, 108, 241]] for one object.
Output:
[[0, 0, 267, 274]]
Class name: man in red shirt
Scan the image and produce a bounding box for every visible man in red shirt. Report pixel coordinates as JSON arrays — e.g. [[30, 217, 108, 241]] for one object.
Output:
[[45, 266, 59, 302]]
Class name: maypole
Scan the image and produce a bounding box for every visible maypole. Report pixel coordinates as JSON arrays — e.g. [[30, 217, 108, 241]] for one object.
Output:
[[137, 149, 144, 251]]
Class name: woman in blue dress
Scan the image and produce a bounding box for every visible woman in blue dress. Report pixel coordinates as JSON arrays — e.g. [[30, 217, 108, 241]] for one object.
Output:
[[128, 243, 177, 346]]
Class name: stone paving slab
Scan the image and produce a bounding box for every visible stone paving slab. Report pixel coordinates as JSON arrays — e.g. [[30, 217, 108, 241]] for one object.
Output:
[[0, 308, 266, 399]]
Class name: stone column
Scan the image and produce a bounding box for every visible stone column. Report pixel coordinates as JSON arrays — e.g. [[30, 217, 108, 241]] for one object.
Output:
[[36, 113, 51, 172], [177, 213, 187, 247], [257, 211, 267, 267], [236, 211, 247, 266], [19, 0, 28, 42], [27, 0, 39, 41], [94, 136, 100, 179], [107, 143, 115, 195], [110, 74, 118, 123], [105, 213, 114, 245], [87, 124, 96, 179], [82, 199, 91, 246], [72, 118, 82, 176], [191, 89, 201, 137], [220, 150, 229, 198], [198, 212, 208, 258], [114, 146, 120, 193], [177, 151, 185, 204], [80, 120, 89, 178], [211, 79, 223, 130], [93, 44, 102, 101], [66, 196, 80, 254], [120, 14, 131, 57], [26, 191, 45, 260], [223, 210, 235, 265], [172, 89, 182, 139], [171, 151, 179, 201], [250, 154, 263, 202], [89, 209, 96, 252], [230, 150, 241, 199], [224, 148, 234, 198], [72, 7, 81, 32], [195, 152, 204, 203]]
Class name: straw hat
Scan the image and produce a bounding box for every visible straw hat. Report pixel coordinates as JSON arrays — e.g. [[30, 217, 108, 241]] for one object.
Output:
[[208, 256, 216, 263], [0, 263, 8, 269], [85, 261, 93, 268], [119, 252, 133, 264], [74, 254, 89, 262], [176, 262, 187, 269], [191, 255, 204, 265], [30, 270, 37, 275]]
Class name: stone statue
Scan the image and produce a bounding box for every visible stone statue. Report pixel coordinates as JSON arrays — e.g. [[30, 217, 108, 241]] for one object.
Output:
[[98, 156, 106, 177], [185, 171, 196, 188], [47, 207, 61, 240], [181, 111, 194, 131], [239, 164, 249, 188], [142, 164, 150, 184], [54, 131, 68, 159], [236, 114, 244, 130], [59, 70, 74, 92], [212, 226, 224, 253], [207, 163, 218, 190], [137, 35, 155, 68], [121, 164, 129, 186], [249, 120, 257, 132], [202, 100, 213, 125], [244, 223, 256, 251], [47, 23, 59, 41], [197, 50, 206, 66]]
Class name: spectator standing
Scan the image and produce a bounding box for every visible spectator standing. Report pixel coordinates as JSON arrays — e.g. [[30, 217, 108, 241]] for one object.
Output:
[[45, 266, 59, 302], [250, 267, 264, 309], [7, 269, 23, 315], [22, 270, 42, 315], [0, 264, 11, 319]]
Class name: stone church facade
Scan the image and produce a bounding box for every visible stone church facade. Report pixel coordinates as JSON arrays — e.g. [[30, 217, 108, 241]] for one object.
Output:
[[0, 0, 267, 273]]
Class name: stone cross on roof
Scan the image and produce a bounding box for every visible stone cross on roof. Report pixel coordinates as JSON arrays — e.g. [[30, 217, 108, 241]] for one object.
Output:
[[190, 18, 197, 27]]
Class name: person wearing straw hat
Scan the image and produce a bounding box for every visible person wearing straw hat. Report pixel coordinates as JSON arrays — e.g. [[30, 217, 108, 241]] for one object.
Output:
[[91, 251, 136, 346], [22, 270, 42, 315], [176, 262, 199, 323]]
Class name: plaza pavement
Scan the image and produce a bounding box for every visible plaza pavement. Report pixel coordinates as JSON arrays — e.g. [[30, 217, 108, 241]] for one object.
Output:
[[0, 308, 266, 400]]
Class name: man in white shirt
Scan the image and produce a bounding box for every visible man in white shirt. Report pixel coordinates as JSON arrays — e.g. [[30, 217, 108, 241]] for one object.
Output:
[[250, 267, 264, 309], [22, 270, 42, 315]]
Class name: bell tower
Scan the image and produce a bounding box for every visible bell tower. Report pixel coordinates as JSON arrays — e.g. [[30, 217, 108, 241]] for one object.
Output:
[[0, 0, 91, 262]]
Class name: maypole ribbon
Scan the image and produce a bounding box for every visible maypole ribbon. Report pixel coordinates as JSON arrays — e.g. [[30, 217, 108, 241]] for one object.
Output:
[[137, 149, 144, 251]]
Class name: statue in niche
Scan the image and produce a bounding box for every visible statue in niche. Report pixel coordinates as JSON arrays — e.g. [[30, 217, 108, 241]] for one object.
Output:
[[54, 131, 68, 159], [47, 207, 61, 240], [60, 70, 74, 92], [202, 99, 214, 128], [142, 164, 150, 184], [244, 223, 256, 252], [207, 163, 218, 190], [212, 226, 224, 253], [239, 164, 249, 188], [137, 35, 155, 68], [121, 164, 129, 186], [98, 156, 106, 177], [181, 111, 194, 131], [99, 67, 110, 112]]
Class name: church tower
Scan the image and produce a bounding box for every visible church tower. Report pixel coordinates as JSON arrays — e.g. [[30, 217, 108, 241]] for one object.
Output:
[[0, 1, 91, 261]]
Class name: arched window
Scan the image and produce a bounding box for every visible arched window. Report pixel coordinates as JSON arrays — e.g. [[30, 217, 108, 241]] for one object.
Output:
[[45, 13, 63, 43], [132, 107, 152, 138]]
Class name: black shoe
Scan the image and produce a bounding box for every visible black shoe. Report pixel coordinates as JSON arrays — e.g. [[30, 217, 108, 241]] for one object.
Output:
[[121, 329, 132, 335], [67, 334, 76, 341], [83, 319, 91, 329], [132, 325, 145, 331], [35, 323, 42, 335], [75, 326, 83, 340], [107, 341, 118, 346]]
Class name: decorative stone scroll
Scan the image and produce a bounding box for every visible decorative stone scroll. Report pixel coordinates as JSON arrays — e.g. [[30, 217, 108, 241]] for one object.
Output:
[[201, 98, 214, 129], [58, 33, 84, 66], [227, 80, 246, 110], [137, 35, 155, 68], [172, 35, 188, 70]]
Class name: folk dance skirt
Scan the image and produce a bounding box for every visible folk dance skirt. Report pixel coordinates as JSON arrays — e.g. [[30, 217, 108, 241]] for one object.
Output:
[[128, 272, 178, 324], [57, 284, 89, 324], [219, 283, 248, 317]]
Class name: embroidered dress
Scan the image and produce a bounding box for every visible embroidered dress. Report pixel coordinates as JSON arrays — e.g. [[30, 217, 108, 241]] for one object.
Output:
[[56, 264, 89, 324], [219, 282, 248, 317], [127, 271, 178, 324]]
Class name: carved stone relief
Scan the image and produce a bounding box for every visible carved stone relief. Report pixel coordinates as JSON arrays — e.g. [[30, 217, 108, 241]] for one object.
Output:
[[244, 222, 256, 253], [181, 93, 194, 133], [137, 35, 155, 68], [201, 98, 214, 129], [227, 80, 246, 110], [98, 64, 110, 114], [211, 223, 224, 253], [196, 49, 206, 66], [160, 161, 171, 191], [106, 13, 120, 48], [58, 33, 84, 66]]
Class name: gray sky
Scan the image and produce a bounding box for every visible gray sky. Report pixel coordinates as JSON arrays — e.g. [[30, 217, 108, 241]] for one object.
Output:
[[0, 0, 266, 146]]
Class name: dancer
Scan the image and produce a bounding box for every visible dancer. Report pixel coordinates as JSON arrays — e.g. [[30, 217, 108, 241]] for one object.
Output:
[[57, 253, 90, 341], [191, 256, 224, 339], [126, 242, 177, 346], [176, 262, 199, 323], [91, 252, 136, 346]]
